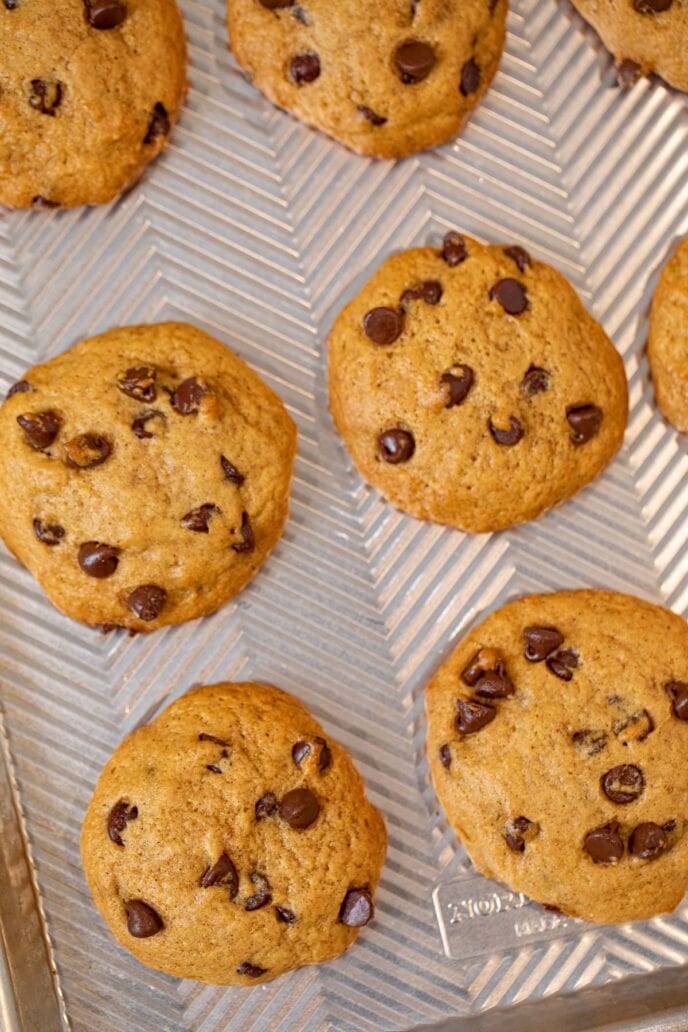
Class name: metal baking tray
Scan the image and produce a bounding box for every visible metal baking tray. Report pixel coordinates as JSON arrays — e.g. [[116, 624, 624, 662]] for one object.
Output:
[[2, 0, 688, 1028]]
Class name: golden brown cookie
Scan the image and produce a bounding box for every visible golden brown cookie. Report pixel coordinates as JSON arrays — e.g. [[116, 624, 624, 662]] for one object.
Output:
[[426, 590, 688, 924], [226, 0, 507, 159], [81, 682, 387, 984], [328, 233, 628, 533], [648, 237, 688, 431], [0, 323, 296, 632], [0, 0, 187, 209], [570, 0, 688, 90]]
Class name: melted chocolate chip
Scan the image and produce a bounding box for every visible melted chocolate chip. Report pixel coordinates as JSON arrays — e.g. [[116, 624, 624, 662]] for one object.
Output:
[[462, 647, 501, 686], [181, 503, 219, 533], [504, 246, 531, 273], [572, 729, 608, 757], [633, 0, 672, 11], [439, 743, 451, 768], [379, 428, 415, 463], [275, 905, 296, 924], [474, 663, 514, 699], [363, 307, 403, 345], [84, 0, 127, 29], [521, 365, 549, 395], [206, 764, 222, 774], [7, 381, 32, 398], [33, 518, 65, 546], [339, 887, 374, 927], [231, 511, 255, 553], [401, 281, 443, 307], [395, 40, 436, 83], [617, 58, 642, 87], [237, 962, 267, 978], [546, 649, 578, 680], [523, 625, 564, 662], [280, 787, 320, 829], [460, 58, 481, 96], [17, 410, 61, 450], [29, 79, 62, 116], [143, 103, 170, 145], [442, 231, 468, 266], [4, 1, 19, 8], [245, 872, 272, 910], [132, 409, 164, 439], [291, 52, 320, 84], [629, 822, 667, 859], [315, 736, 332, 771], [665, 681, 688, 720], [170, 377, 207, 415], [125, 899, 163, 937], [455, 698, 496, 735], [64, 433, 111, 469], [200, 853, 238, 896], [601, 764, 645, 804], [32, 195, 59, 209], [490, 279, 528, 315], [117, 365, 157, 402], [613, 708, 655, 746], [567, 405, 602, 444], [127, 584, 167, 621], [358, 105, 388, 126], [220, 455, 245, 485], [198, 733, 229, 746], [441, 365, 474, 408], [583, 821, 624, 864], [78, 542, 120, 578], [505, 816, 538, 852], [107, 800, 138, 846], [489, 416, 524, 446], [255, 792, 278, 820]]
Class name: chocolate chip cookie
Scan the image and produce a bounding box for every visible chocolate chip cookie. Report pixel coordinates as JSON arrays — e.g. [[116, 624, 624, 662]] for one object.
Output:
[[0, 323, 296, 632], [649, 237, 688, 431], [1, 0, 187, 209], [426, 590, 688, 924], [226, 0, 507, 159], [81, 681, 387, 984], [570, 0, 688, 90], [328, 233, 628, 533]]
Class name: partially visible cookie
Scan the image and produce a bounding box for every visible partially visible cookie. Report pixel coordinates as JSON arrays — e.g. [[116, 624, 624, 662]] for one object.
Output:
[[0, 0, 187, 209], [570, 0, 688, 91], [649, 237, 688, 431], [227, 0, 507, 159], [328, 233, 628, 533], [426, 590, 688, 924], [0, 322, 296, 632], [81, 681, 387, 984]]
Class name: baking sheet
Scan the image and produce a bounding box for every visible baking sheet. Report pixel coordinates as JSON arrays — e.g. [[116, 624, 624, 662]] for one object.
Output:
[[1, 0, 688, 1029]]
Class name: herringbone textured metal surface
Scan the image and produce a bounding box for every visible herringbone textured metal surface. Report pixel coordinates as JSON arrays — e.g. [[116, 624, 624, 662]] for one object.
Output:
[[2, 1, 688, 1029]]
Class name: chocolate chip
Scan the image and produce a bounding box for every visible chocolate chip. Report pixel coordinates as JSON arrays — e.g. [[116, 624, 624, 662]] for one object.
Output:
[[117, 365, 156, 402], [143, 103, 170, 145], [633, 0, 672, 11], [198, 733, 228, 746], [460, 58, 481, 96], [275, 905, 296, 924], [231, 511, 255, 553], [33, 518, 65, 546], [629, 822, 667, 859], [441, 231, 468, 266], [440, 365, 474, 408], [505, 816, 538, 852], [547, 649, 578, 680], [132, 409, 164, 439], [358, 105, 388, 126], [617, 58, 642, 87], [291, 52, 320, 84], [490, 279, 528, 315], [64, 433, 111, 469], [206, 764, 222, 774], [292, 5, 308, 22], [245, 872, 272, 911], [220, 455, 245, 485], [29, 79, 62, 116], [523, 626, 564, 662], [32, 195, 59, 209], [379, 428, 415, 463], [461, 647, 501, 686], [259, 0, 294, 6], [339, 887, 374, 927], [474, 663, 514, 699], [401, 281, 443, 308], [237, 962, 267, 978], [170, 377, 207, 415], [124, 900, 163, 937], [7, 381, 32, 398], [127, 584, 167, 621], [363, 307, 403, 345], [521, 365, 549, 395], [489, 416, 524, 446], [601, 764, 645, 804], [181, 503, 219, 533], [439, 744, 451, 768], [315, 736, 332, 771], [107, 800, 138, 846], [280, 787, 320, 829], [200, 853, 238, 896], [17, 410, 60, 451], [4, 1, 19, 8], [455, 698, 496, 735], [255, 792, 278, 820], [665, 681, 688, 720], [292, 741, 311, 765], [567, 404, 602, 444], [572, 729, 608, 757], [504, 245, 531, 273], [395, 40, 436, 83], [583, 821, 624, 864], [84, 0, 127, 29], [613, 708, 655, 745], [78, 542, 120, 578]]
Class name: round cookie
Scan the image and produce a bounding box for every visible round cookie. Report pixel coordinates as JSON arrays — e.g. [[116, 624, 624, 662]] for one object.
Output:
[[226, 0, 508, 160], [328, 233, 628, 533], [0, 0, 187, 209], [81, 681, 387, 984], [570, 0, 688, 90], [0, 322, 296, 632], [426, 590, 688, 924], [648, 237, 688, 432]]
